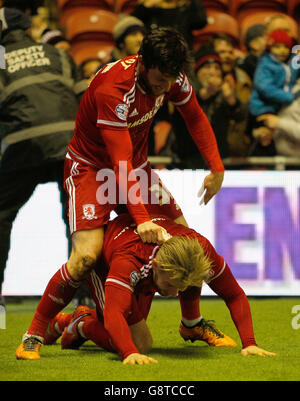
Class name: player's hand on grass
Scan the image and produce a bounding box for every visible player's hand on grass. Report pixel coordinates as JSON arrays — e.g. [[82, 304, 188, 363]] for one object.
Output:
[[203, 171, 224, 205], [137, 221, 170, 245], [123, 353, 158, 365], [241, 345, 276, 357]]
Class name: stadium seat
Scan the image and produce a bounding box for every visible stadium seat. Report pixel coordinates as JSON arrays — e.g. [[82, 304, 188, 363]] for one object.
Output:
[[239, 11, 299, 43], [287, 0, 300, 17], [231, 0, 287, 21], [113, 0, 138, 14], [58, 0, 113, 10], [58, 0, 114, 26], [192, 9, 240, 50], [59, 6, 100, 27], [70, 41, 114, 65], [202, 0, 230, 12], [65, 9, 118, 43]]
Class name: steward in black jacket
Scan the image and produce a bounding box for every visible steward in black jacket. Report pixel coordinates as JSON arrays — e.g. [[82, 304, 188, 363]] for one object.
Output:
[[0, 7, 88, 297]]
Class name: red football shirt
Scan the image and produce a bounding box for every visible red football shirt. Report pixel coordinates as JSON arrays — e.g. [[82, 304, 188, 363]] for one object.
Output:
[[68, 55, 224, 172], [98, 214, 256, 359], [69, 55, 193, 169], [68, 56, 224, 225], [100, 213, 224, 359]]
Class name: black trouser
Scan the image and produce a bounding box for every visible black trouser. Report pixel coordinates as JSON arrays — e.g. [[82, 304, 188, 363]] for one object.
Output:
[[0, 160, 70, 294]]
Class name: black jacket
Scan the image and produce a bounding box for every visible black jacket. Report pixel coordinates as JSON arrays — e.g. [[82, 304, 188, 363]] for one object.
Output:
[[0, 29, 87, 171]]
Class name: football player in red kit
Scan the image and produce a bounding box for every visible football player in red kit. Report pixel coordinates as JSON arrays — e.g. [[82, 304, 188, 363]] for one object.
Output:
[[17, 214, 276, 362], [16, 28, 225, 359]]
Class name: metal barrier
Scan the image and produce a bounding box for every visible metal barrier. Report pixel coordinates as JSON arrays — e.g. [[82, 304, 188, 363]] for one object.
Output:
[[222, 157, 300, 170], [148, 156, 300, 170]]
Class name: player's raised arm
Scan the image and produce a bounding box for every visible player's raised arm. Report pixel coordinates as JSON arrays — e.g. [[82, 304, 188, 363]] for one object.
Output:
[[174, 88, 225, 204], [101, 127, 168, 245]]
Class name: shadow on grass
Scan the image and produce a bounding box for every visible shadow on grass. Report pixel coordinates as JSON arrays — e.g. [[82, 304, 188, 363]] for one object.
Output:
[[44, 342, 234, 362], [150, 345, 215, 360]]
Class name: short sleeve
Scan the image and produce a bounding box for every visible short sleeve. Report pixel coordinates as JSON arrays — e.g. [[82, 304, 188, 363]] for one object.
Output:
[[168, 72, 193, 106], [105, 254, 142, 293], [95, 90, 129, 130]]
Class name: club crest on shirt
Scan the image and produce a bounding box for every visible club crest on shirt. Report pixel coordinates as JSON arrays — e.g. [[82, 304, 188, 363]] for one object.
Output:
[[130, 270, 141, 287], [115, 104, 129, 121], [82, 204, 98, 220]]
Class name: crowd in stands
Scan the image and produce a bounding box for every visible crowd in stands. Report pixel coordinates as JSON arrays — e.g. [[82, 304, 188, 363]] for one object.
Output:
[[1, 0, 300, 170]]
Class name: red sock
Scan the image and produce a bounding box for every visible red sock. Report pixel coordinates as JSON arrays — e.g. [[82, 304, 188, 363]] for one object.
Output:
[[178, 286, 202, 321], [81, 312, 115, 352], [27, 264, 81, 339]]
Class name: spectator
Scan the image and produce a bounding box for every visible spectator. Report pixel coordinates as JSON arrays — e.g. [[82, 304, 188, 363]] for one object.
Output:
[[40, 28, 71, 53], [80, 58, 103, 82], [254, 78, 300, 159], [238, 24, 267, 80], [0, 8, 88, 304], [171, 46, 249, 168], [95, 15, 145, 79], [131, 0, 207, 51], [110, 14, 145, 62], [249, 30, 300, 118], [210, 33, 252, 105]]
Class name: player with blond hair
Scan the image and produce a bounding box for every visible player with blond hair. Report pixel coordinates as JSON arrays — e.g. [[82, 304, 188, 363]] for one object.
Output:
[[16, 214, 276, 362]]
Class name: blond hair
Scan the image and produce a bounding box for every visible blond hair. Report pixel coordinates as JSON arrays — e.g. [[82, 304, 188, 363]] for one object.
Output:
[[155, 236, 212, 291]]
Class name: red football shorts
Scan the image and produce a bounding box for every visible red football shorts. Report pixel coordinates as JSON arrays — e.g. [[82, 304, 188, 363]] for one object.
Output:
[[64, 156, 183, 234]]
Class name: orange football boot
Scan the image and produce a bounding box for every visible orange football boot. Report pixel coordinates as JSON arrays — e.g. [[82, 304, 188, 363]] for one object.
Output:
[[16, 336, 42, 360], [179, 319, 237, 347]]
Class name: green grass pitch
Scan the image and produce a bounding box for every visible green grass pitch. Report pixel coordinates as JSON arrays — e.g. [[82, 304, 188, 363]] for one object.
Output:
[[1, 297, 300, 381]]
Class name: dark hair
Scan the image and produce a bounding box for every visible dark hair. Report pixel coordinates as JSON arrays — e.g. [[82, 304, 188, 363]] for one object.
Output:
[[138, 27, 193, 77], [209, 33, 235, 47], [3, 0, 44, 14]]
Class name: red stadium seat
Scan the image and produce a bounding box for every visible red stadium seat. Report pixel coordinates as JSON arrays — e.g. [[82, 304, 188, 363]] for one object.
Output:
[[65, 9, 118, 43], [193, 9, 240, 50], [58, 0, 113, 10], [70, 41, 114, 65], [230, 0, 287, 16], [113, 0, 138, 14], [59, 6, 100, 27], [239, 10, 299, 43], [58, 0, 114, 26], [231, 0, 287, 20], [202, 0, 230, 12], [287, 0, 300, 17]]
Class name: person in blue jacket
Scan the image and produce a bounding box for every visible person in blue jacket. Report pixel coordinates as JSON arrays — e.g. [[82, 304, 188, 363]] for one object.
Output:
[[250, 29, 300, 118]]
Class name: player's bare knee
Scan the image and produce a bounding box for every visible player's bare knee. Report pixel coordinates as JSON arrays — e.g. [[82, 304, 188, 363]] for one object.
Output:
[[79, 254, 97, 276], [69, 253, 98, 280]]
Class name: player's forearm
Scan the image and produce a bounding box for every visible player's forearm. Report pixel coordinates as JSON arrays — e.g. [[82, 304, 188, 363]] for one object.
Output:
[[225, 291, 257, 348], [101, 128, 150, 226], [104, 309, 140, 360], [104, 285, 141, 360], [209, 264, 257, 348]]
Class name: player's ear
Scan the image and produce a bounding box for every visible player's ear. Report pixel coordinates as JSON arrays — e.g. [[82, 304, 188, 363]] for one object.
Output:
[[138, 55, 145, 71]]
